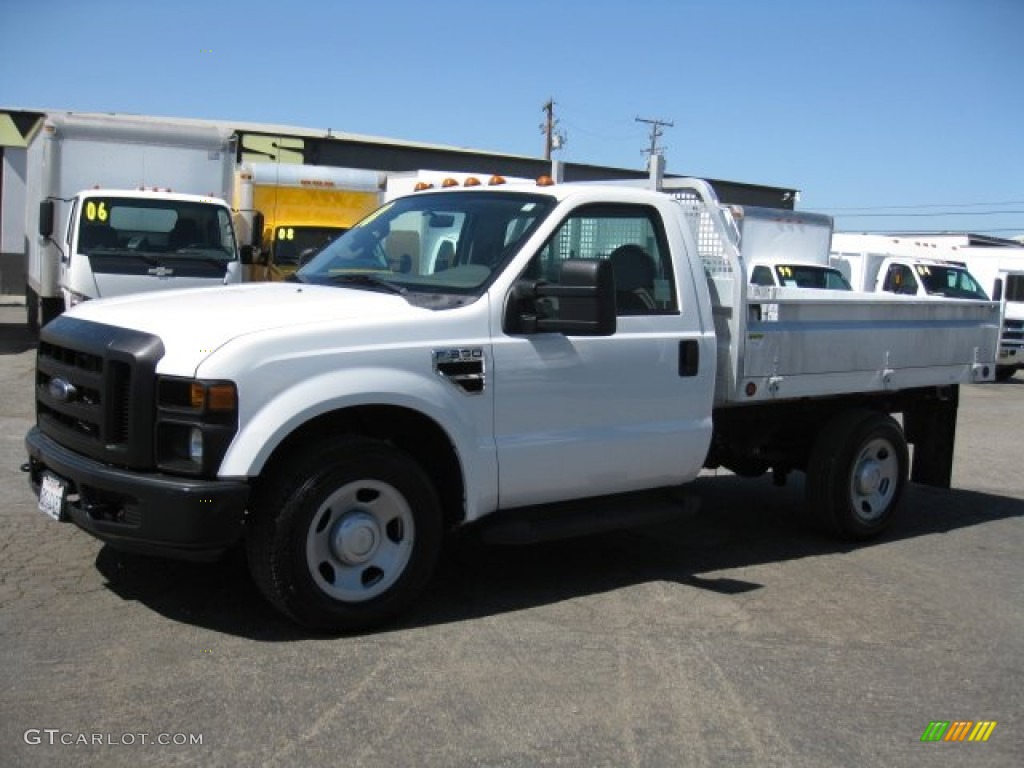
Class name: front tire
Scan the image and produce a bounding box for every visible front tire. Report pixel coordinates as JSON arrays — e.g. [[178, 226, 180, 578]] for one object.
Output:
[[806, 411, 908, 540], [246, 437, 443, 632]]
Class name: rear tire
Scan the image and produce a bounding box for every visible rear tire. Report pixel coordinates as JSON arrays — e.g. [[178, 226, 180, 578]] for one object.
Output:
[[246, 436, 443, 632], [806, 410, 908, 540]]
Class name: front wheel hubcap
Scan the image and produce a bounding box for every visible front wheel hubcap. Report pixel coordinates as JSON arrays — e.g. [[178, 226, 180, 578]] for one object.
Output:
[[330, 512, 380, 565], [306, 479, 415, 603]]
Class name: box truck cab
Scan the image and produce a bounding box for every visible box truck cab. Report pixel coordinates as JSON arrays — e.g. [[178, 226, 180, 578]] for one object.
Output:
[[875, 257, 988, 300], [830, 234, 988, 300], [38, 188, 246, 319], [24, 113, 246, 331]]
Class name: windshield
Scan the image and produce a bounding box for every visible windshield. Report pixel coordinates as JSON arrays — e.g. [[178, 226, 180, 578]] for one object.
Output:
[[295, 190, 556, 297], [772, 264, 852, 290], [272, 225, 347, 267], [76, 197, 237, 276], [917, 265, 989, 300]]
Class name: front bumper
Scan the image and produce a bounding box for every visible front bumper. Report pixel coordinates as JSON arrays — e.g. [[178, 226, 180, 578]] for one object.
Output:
[[25, 426, 250, 561]]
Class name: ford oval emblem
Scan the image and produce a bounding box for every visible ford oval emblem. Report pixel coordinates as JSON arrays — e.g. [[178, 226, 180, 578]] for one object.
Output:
[[48, 377, 77, 403]]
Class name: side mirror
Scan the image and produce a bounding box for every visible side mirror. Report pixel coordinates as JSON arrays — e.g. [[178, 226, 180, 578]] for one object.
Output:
[[239, 244, 257, 265], [250, 211, 265, 250], [992, 278, 1003, 303], [39, 200, 55, 238], [505, 258, 617, 336]]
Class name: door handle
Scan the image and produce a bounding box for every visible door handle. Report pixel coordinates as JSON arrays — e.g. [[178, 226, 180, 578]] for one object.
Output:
[[679, 339, 699, 377]]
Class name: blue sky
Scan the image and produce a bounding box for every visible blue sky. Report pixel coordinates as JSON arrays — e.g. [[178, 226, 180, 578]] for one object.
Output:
[[1, 0, 1021, 236]]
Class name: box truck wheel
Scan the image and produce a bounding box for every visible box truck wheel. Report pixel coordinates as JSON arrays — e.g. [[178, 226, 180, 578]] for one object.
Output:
[[806, 410, 908, 540], [246, 436, 443, 632], [995, 366, 1017, 382]]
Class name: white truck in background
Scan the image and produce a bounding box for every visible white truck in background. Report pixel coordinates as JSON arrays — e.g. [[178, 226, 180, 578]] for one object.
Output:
[[830, 234, 988, 299], [940, 246, 1024, 380], [25, 174, 999, 632], [832, 232, 1023, 379], [25, 113, 256, 332]]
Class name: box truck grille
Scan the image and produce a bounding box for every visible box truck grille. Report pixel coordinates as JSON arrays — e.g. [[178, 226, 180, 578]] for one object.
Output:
[[36, 317, 164, 470], [1004, 319, 1024, 348]]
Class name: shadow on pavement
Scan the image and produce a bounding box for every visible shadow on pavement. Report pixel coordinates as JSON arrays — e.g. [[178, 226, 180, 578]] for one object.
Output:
[[0, 315, 35, 355], [94, 474, 1024, 640]]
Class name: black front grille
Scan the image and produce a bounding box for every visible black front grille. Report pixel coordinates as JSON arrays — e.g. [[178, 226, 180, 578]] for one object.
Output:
[[36, 316, 164, 470]]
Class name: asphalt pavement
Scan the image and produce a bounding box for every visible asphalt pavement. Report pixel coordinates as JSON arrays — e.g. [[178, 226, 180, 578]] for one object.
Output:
[[0, 304, 1021, 767]]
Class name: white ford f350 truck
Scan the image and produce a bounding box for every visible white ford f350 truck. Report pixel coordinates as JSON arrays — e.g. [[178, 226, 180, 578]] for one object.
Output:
[[24, 175, 999, 631]]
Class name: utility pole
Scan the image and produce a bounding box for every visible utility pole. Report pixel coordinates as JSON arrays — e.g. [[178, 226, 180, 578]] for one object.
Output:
[[542, 99, 555, 160], [635, 116, 673, 167], [541, 99, 566, 160]]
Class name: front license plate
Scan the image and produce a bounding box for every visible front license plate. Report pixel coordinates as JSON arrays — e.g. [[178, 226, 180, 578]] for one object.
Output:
[[38, 472, 67, 522]]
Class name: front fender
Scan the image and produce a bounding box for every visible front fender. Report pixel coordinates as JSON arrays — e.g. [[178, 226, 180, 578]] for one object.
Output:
[[217, 366, 498, 521]]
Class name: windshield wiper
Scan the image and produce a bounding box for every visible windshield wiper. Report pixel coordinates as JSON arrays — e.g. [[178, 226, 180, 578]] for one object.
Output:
[[93, 250, 162, 267], [168, 251, 231, 270], [330, 273, 407, 295]]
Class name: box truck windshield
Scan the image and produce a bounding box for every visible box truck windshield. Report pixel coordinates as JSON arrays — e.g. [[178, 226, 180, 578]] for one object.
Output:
[[270, 225, 347, 269], [751, 263, 852, 290], [882, 262, 988, 300], [75, 196, 237, 278], [916, 264, 988, 300]]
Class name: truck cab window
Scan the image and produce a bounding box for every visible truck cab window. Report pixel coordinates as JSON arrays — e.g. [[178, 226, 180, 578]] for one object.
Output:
[[525, 204, 677, 316], [883, 264, 918, 295], [751, 265, 774, 286]]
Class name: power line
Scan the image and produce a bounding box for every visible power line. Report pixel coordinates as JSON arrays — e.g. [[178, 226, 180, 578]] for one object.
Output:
[[558, 118, 637, 142], [839, 227, 1024, 235], [831, 210, 1024, 218], [812, 200, 1024, 212]]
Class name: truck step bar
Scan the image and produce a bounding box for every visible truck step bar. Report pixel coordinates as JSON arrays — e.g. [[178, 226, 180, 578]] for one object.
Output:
[[477, 489, 701, 546]]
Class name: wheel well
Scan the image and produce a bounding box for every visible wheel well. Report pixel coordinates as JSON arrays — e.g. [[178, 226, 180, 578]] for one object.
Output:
[[708, 388, 948, 478], [260, 405, 466, 530]]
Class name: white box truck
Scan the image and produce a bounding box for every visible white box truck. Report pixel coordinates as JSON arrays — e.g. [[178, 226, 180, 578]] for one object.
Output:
[[25, 174, 998, 631], [832, 233, 1023, 379], [25, 113, 255, 332], [939, 246, 1024, 380]]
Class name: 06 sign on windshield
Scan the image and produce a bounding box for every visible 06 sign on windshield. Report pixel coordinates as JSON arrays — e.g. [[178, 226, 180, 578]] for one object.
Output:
[[85, 201, 109, 222]]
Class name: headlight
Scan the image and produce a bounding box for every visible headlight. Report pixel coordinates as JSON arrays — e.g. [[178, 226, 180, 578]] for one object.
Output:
[[155, 377, 238, 477]]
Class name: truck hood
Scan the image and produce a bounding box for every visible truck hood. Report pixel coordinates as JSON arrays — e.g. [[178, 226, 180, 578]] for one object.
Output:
[[65, 282, 426, 373]]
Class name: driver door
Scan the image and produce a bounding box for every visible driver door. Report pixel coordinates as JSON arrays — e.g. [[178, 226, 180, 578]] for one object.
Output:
[[491, 200, 714, 509]]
